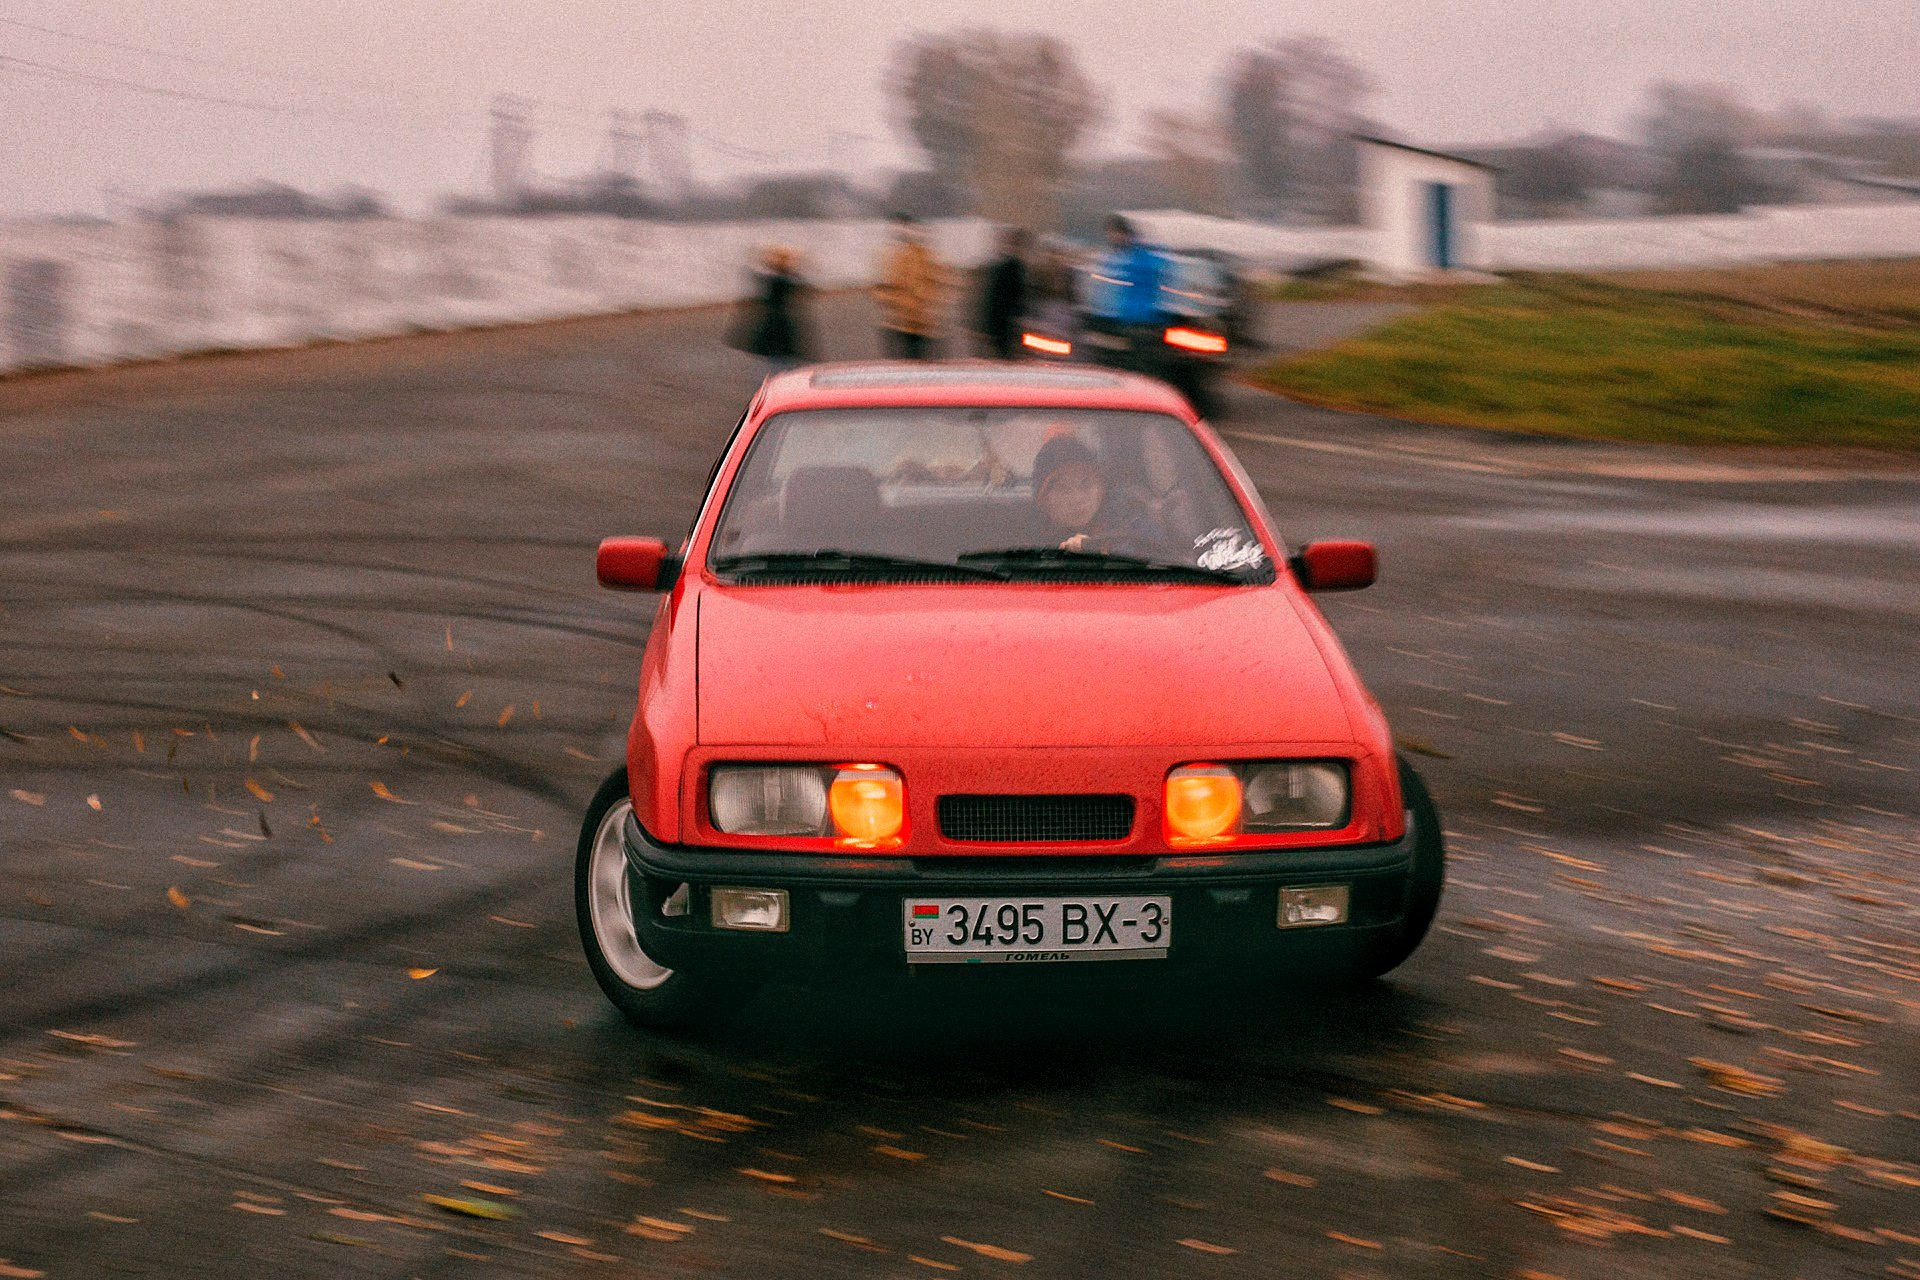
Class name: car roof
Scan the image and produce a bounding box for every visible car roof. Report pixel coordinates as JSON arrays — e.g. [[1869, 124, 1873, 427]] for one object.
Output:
[[754, 361, 1196, 418]]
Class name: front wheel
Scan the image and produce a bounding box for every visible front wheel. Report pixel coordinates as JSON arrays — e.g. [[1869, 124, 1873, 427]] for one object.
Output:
[[575, 768, 753, 1031], [1353, 757, 1446, 981]]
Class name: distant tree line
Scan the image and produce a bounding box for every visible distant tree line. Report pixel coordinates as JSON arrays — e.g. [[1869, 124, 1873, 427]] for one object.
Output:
[[150, 33, 1920, 231]]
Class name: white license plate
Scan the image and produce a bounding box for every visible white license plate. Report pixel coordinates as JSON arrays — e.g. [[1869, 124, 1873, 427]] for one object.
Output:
[[903, 896, 1171, 964]]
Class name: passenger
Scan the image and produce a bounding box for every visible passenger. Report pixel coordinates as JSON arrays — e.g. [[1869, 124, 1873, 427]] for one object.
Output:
[[1029, 435, 1165, 557]]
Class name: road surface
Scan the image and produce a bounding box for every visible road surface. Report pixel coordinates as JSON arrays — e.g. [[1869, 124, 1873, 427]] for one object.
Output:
[[2, 297, 1916, 1279]]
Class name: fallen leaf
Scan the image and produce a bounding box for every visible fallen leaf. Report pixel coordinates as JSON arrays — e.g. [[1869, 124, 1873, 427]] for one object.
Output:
[[0, 1261, 47, 1278], [737, 1168, 796, 1184], [369, 781, 407, 803], [497, 705, 515, 728], [86, 794, 102, 811], [1179, 1239, 1237, 1255], [873, 1145, 925, 1161], [423, 1195, 515, 1220], [1327, 1232, 1382, 1249], [820, 1228, 884, 1251], [455, 690, 473, 708], [941, 1236, 1032, 1263], [408, 968, 438, 980], [11, 790, 45, 806], [231, 1202, 285, 1216], [245, 778, 274, 804], [167, 886, 190, 910]]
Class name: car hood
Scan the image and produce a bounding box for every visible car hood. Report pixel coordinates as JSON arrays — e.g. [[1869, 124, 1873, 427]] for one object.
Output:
[[696, 585, 1354, 748]]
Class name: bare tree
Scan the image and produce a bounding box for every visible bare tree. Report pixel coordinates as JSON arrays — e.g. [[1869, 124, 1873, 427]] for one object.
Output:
[[888, 30, 1101, 228], [1221, 36, 1372, 221], [1640, 81, 1776, 214]]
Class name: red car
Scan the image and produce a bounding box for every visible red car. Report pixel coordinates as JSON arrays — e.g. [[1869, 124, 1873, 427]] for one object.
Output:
[[578, 363, 1444, 1028]]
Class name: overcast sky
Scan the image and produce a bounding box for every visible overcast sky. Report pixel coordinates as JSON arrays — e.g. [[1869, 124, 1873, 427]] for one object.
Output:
[[2, 0, 1914, 218]]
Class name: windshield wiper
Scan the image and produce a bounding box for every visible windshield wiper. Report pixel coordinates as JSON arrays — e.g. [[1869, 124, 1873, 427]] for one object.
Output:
[[956, 547, 1248, 584], [712, 550, 1007, 581]]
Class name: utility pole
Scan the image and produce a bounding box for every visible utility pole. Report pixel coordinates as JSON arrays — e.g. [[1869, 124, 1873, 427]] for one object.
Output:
[[643, 110, 691, 207], [489, 94, 533, 209], [599, 109, 642, 182]]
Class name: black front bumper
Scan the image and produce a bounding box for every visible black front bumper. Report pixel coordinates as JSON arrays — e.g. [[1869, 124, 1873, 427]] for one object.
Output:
[[623, 815, 1417, 981]]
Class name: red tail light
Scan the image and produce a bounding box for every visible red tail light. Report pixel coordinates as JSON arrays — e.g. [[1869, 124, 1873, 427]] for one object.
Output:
[[1021, 332, 1072, 356], [1163, 326, 1227, 354]]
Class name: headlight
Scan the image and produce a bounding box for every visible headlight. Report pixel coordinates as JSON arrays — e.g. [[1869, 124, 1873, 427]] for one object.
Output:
[[1164, 760, 1348, 843], [1240, 761, 1348, 831], [708, 763, 904, 845], [708, 765, 828, 836]]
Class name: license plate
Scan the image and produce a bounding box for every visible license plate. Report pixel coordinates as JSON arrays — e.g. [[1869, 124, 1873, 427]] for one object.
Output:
[[902, 896, 1171, 964]]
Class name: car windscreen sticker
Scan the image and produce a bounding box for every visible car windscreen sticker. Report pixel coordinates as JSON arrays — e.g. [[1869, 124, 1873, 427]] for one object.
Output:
[[1194, 527, 1266, 572]]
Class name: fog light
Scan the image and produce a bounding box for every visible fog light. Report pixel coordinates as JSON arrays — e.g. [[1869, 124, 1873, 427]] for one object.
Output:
[[1278, 885, 1348, 928], [711, 887, 789, 932]]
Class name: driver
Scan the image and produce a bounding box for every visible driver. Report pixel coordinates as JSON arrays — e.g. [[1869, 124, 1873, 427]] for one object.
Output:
[[1030, 435, 1166, 557]]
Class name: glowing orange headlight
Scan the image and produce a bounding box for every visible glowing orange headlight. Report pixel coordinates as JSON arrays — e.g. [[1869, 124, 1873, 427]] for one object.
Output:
[[1164, 764, 1242, 843], [1022, 332, 1072, 356], [1164, 326, 1228, 354], [829, 764, 905, 846]]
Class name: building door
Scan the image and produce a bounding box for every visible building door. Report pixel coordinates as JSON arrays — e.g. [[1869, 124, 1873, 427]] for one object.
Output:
[[1426, 183, 1455, 270]]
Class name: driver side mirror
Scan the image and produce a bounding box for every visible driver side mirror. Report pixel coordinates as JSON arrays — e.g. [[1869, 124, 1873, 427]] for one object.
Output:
[[1290, 540, 1376, 591], [597, 537, 682, 592]]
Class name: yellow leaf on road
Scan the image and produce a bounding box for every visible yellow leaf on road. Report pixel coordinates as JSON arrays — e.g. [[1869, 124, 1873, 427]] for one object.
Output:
[[86, 794, 102, 811], [1179, 1239, 1237, 1255], [497, 705, 515, 728], [370, 781, 408, 803], [408, 967, 438, 980], [422, 1195, 514, 1220], [167, 887, 190, 910], [245, 778, 274, 803], [941, 1237, 1032, 1263], [10, 790, 44, 806]]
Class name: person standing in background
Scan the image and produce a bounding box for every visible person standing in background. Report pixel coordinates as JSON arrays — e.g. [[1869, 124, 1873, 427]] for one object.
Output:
[[874, 214, 946, 359], [975, 226, 1031, 360], [729, 245, 813, 373]]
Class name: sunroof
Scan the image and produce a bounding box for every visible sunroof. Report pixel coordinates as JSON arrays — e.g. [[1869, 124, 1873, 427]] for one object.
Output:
[[810, 365, 1125, 391]]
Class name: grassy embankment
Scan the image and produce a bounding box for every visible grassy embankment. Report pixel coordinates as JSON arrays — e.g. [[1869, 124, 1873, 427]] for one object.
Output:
[[1255, 260, 1920, 448]]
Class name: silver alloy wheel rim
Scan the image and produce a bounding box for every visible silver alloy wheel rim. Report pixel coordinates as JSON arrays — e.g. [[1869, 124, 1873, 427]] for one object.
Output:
[[587, 799, 674, 991]]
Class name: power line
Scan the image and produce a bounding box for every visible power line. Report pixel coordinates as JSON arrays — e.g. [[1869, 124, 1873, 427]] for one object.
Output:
[[0, 53, 310, 116], [0, 14, 254, 75]]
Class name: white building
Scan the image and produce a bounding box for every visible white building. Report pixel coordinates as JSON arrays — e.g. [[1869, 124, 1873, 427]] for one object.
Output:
[[1355, 136, 1497, 279]]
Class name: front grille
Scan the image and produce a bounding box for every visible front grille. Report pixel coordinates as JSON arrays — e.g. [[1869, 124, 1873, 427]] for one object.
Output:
[[937, 794, 1134, 843]]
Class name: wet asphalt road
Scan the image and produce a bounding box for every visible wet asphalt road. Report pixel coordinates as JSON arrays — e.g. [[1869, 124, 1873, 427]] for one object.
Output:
[[1, 297, 1917, 1280]]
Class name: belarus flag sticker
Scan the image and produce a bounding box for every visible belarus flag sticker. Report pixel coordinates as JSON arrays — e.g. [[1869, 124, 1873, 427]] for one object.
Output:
[[911, 903, 941, 919]]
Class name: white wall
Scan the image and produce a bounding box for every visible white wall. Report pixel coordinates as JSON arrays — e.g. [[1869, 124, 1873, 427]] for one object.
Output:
[[0, 215, 995, 375], [1135, 203, 1920, 278], [1484, 203, 1920, 271], [9, 204, 1920, 376]]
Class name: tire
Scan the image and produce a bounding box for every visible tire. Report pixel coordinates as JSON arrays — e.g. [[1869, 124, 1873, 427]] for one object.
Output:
[[574, 768, 753, 1031], [1354, 756, 1446, 980]]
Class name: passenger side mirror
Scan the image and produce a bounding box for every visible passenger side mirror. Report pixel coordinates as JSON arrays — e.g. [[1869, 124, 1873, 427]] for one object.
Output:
[[597, 537, 681, 592], [1290, 540, 1376, 591]]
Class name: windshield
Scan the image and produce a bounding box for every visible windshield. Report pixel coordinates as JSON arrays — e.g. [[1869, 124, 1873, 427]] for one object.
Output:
[[707, 407, 1273, 582]]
